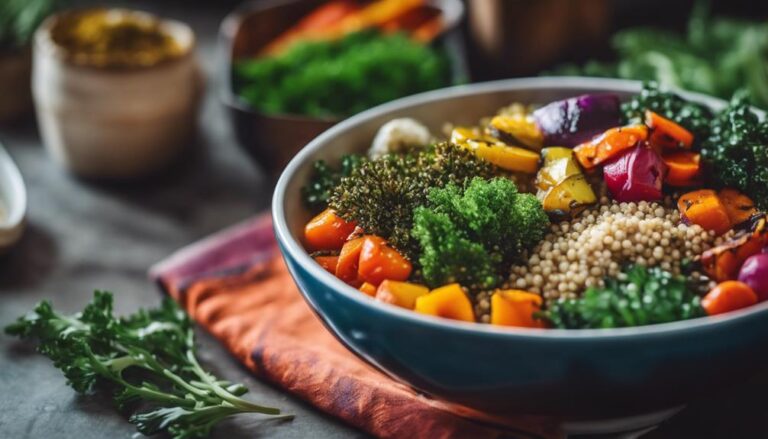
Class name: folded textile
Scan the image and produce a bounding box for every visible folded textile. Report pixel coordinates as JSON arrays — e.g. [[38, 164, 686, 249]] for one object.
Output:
[[150, 214, 560, 439]]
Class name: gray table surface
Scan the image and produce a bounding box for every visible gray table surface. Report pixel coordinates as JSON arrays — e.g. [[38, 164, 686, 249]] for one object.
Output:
[[1, 2, 767, 439]]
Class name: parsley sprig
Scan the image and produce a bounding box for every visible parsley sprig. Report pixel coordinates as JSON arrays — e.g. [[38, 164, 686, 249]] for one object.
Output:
[[5, 291, 292, 439]]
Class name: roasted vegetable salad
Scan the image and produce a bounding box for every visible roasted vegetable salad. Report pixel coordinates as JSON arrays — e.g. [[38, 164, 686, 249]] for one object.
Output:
[[301, 83, 768, 329]]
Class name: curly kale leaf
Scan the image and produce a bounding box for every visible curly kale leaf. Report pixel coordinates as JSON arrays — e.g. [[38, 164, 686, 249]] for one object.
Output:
[[302, 154, 364, 210], [700, 94, 768, 209], [412, 177, 549, 289], [541, 265, 705, 329], [622, 82, 713, 140], [5, 291, 291, 439], [329, 143, 496, 259]]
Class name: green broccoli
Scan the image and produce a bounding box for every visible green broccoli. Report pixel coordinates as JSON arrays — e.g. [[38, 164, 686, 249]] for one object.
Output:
[[412, 177, 549, 289], [700, 93, 768, 209], [411, 207, 499, 289], [541, 265, 705, 329], [329, 143, 496, 259]]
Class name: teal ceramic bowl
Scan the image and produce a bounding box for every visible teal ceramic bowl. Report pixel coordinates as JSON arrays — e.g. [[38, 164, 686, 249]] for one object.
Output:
[[272, 77, 768, 416]]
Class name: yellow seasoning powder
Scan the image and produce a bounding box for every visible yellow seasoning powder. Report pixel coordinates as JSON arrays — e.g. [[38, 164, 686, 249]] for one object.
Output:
[[50, 9, 185, 68]]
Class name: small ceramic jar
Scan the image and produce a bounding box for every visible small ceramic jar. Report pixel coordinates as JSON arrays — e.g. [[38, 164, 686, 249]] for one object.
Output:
[[32, 9, 203, 178]]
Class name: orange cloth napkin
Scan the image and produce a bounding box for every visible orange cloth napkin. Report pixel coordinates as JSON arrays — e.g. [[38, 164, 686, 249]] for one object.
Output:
[[150, 214, 561, 439]]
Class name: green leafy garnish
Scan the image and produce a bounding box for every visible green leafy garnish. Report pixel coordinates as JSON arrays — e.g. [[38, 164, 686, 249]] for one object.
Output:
[[329, 142, 496, 259], [701, 93, 768, 209], [302, 154, 364, 210], [5, 291, 291, 439], [621, 82, 713, 140], [413, 177, 549, 289], [234, 30, 452, 118], [0, 0, 61, 49], [551, 2, 768, 109], [541, 265, 705, 329]]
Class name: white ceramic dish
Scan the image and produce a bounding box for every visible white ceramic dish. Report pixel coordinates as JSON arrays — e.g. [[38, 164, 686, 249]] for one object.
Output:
[[0, 142, 26, 251]]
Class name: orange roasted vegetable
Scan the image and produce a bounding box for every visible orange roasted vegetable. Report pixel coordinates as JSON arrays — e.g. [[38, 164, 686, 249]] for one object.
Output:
[[314, 255, 339, 274], [677, 189, 732, 236], [358, 236, 412, 286], [335, 237, 365, 286], [702, 281, 758, 315], [490, 290, 546, 328], [662, 151, 700, 186], [304, 208, 357, 251], [375, 280, 429, 309], [359, 282, 378, 297], [718, 189, 758, 226], [414, 284, 475, 322], [645, 110, 694, 149], [574, 125, 648, 170], [699, 214, 768, 282]]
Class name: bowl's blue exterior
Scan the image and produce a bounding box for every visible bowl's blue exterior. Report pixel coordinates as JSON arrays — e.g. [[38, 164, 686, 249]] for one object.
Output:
[[273, 78, 768, 416]]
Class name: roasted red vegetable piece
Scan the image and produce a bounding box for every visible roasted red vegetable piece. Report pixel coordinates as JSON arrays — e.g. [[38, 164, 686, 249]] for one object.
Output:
[[532, 94, 621, 147], [603, 144, 668, 203]]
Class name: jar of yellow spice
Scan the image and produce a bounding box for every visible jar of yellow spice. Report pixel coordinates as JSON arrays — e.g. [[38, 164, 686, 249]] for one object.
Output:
[[33, 9, 202, 178]]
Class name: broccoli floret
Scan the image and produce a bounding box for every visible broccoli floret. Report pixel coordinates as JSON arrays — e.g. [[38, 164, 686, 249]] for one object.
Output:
[[412, 207, 499, 289], [412, 177, 549, 289], [329, 143, 496, 259], [541, 265, 705, 329], [701, 94, 768, 209]]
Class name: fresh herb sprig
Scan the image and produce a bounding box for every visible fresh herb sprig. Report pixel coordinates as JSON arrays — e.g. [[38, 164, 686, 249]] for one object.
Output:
[[551, 2, 768, 109], [5, 291, 292, 439], [541, 265, 705, 329]]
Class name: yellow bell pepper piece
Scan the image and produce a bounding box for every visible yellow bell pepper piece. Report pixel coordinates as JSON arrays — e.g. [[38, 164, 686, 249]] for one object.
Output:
[[490, 290, 546, 328], [415, 283, 475, 322], [375, 280, 429, 309]]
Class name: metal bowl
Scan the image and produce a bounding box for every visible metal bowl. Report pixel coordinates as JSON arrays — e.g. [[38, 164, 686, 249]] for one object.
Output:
[[272, 77, 768, 417], [218, 0, 466, 174]]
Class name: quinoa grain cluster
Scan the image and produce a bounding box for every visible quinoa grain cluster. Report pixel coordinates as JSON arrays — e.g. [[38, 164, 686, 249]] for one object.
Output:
[[505, 198, 718, 302]]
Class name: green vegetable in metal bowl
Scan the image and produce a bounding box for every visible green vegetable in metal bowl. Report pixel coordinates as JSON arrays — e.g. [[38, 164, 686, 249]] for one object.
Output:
[[234, 30, 453, 118]]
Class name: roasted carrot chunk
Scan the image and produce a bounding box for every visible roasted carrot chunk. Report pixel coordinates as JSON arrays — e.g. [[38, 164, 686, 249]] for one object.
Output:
[[490, 290, 546, 328], [357, 236, 412, 286], [718, 188, 757, 226], [304, 208, 357, 252], [574, 125, 648, 170], [702, 281, 758, 315], [375, 280, 429, 309], [314, 255, 339, 274], [677, 189, 732, 236], [645, 110, 694, 149], [414, 284, 475, 322], [359, 282, 378, 297], [663, 151, 700, 186], [335, 237, 365, 286], [699, 214, 768, 282]]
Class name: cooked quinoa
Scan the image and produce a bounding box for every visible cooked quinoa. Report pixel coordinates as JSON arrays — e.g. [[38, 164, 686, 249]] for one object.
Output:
[[505, 197, 719, 303]]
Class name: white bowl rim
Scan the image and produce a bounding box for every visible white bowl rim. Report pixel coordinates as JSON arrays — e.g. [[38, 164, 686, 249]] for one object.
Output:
[[0, 142, 27, 238], [273, 76, 768, 340]]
